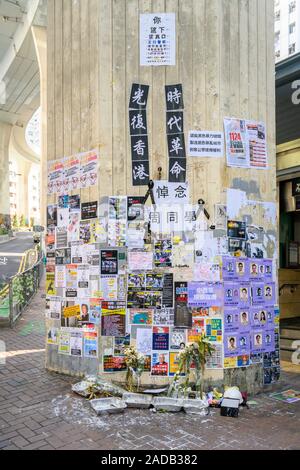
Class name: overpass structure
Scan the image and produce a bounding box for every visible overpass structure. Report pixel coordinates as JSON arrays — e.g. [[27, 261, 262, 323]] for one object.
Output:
[[0, 0, 46, 228]]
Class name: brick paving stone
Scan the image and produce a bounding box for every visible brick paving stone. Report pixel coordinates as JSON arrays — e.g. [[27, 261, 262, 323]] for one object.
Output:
[[1, 278, 300, 450]]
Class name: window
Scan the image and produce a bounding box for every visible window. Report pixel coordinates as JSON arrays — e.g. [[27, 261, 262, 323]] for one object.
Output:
[[289, 43, 296, 55], [289, 1, 296, 14], [289, 22, 296, 34], [275, 10, 280, 21], [25, 107, 41, 155]]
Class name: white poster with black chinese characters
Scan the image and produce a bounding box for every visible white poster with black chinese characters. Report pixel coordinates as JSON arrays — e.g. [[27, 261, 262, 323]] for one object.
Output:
[[188, 130, 224, 158], [153, 180, 189, 204], [129, 83, 150, 186], [165, 84, 186, 183], [140, 13, 176, 66]]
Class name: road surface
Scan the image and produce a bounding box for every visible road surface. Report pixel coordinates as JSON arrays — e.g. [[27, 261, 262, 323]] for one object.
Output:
[[0, 232, 34, 281]]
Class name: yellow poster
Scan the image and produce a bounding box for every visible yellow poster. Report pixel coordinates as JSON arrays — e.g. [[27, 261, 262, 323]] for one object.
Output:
[[46, 273, 56, 296], [63, 305, 81, 318], [223, 357, 237, 369]]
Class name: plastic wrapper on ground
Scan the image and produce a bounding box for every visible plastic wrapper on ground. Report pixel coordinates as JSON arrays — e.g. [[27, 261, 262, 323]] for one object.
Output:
[[90, 397, 127, 415]]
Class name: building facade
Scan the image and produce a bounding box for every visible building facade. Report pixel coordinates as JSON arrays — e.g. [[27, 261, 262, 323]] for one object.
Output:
[[275, 0, 300, 62]]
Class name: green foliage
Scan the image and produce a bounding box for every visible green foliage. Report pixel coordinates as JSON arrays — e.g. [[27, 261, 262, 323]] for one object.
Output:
[[12, 214, 19, 228], [19, 214, 25, 227], [169, 335, 215, 398]]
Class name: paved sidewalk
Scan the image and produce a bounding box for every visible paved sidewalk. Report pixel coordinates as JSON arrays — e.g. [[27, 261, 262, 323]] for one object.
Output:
[[0, 282, 300, 450]]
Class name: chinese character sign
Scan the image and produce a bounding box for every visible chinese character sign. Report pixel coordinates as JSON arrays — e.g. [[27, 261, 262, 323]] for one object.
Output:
[[129, 83, 150, 186], [188, 130, 224, 158], [140, 13, 176, 66]]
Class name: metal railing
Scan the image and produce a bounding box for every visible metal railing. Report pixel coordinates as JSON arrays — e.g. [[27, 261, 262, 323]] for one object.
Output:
[[0, 249, 44, 327]]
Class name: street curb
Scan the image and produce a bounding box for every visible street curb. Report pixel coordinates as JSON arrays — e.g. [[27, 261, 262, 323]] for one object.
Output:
[[0, 236, 17, 245]]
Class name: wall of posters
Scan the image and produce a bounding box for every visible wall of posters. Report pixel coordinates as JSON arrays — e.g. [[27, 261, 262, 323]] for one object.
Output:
[[45, 135, 277, 387]]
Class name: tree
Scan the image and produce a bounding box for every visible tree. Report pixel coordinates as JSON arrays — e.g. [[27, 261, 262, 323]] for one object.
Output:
[[19, 215, 25, 227], [12, 214, 19, 228]]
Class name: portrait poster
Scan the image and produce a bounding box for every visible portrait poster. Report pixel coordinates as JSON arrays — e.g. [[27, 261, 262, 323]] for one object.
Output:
[[152, 326, 169, 350], [151, 351, 169, 376]]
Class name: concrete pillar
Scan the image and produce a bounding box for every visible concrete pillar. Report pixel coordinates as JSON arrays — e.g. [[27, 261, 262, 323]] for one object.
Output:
[[0, 121, 12, 227], [45, 0, 277, 391], [32, 25, 47, 227]]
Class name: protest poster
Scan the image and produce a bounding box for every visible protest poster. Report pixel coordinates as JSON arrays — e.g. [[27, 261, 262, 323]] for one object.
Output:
[[224, 117, 250, 168], [129, 83, 149, 110], [172, 243, 194, 269], [188, 130, 224, 158], [153, 307, 174, 326], [83, 330, 98, 358], [57, 207, 69, 228], [63, 154, 81, 192], [55, 265, 66, 288], [89, 298, 101, 324], [146, 273, 164, 291], [70, 329, 83, 356], [169, 327, 187, 350], [205, 318, 223, 343], [55, 227, 68, 249], [151, 351, 169, 376], [100, 250, 118, 275], [101, 301, 126, 336], [227, 220, 246, 239], [154, 240, 172, 267], [188, 317, 205, 342], [47, 327, 58, 345], [129, 309, 153, 326], [46, 297, 61, 320], [251, 282, 265, 305], [114, 335, 130, 356], [169, 352, 182, 376], [128, 249, 153, 271], [46, 272, 56, 296], [80, 150, 98, 188], [224, 282, 240, 307], [188, 282, 223, 308], [206, 344, 223, 369], [47, 204, 57, 227], [251, 330, 265, 354], [140, 13, 176, 66], [58, 329, 71, 355], [224, 332, 239, 357], [47, 159, 64, 195], [193, 263, 221, 282], [165, 84, 184, 111], [81, 201, 98, 220], [174, 281, 192, 328], [68, 211, 80, 243], [100, 275, 118, 301], [136, 327, 152, 355], [152, 326, 169, 350], [162, 273, 174, 308], [168, 158, 186, 183], [153, 180, 189, 204], [103, 356, 126, 373], [246, 120, 268, 169]]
